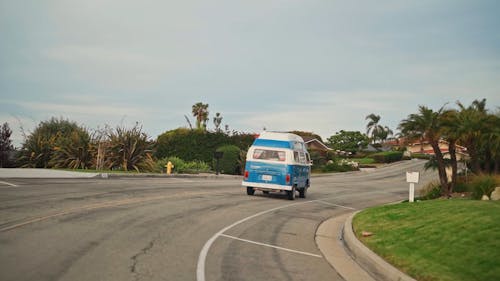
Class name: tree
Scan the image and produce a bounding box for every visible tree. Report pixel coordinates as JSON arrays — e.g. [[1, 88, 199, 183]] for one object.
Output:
[[192, 102, 209, 130], [213, 112, 223, 132], [327, 130, 369, 154], [365, 114, 383, 144], [18, 118, 86, 168], [455, 99, 498, 174], [398, 106, 449, 195], [0, 122, 14, 167]]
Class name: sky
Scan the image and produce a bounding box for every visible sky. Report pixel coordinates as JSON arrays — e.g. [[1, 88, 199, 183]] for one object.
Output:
[[1, 0, 499, 146]]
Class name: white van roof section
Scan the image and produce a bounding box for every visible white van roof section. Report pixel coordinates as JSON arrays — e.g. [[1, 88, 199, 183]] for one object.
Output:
[[258, 132, 305, 143]]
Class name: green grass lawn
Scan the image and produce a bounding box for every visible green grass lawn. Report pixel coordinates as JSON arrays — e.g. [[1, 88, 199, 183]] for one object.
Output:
[[353, 199, 500, 281], [350, 158, 375, 164]]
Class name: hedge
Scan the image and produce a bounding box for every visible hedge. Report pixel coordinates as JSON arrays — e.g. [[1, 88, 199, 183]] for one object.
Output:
[[371, 151, 403, 163]]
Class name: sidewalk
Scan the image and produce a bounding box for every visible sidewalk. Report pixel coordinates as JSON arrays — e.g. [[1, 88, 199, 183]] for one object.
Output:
[[0, 168, 241, 179], [316, 212, 416, 281]]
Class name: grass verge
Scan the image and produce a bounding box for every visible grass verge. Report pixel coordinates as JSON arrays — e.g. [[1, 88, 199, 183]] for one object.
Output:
[[353, 199, 500, 281]]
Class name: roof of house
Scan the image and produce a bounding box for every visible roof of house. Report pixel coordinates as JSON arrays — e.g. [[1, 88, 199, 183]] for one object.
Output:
[[302, 137, 332, 151]]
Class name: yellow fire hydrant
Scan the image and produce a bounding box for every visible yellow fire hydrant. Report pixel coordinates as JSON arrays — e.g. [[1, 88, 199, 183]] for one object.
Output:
[[166, 161, 174, 175]]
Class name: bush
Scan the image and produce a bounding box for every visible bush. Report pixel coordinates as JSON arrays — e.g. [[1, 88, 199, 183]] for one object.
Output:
[[419, 181, 442, 200], [469, 174, 499, 200], [411, 153, 431, 160], [215, 145, 241, 175], [320, 159, 358, 173], [371, 151, 403, 163], [156, 157, 211, 174]]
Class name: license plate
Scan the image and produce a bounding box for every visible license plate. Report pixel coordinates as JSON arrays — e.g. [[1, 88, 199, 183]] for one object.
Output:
[[262, 175, 272, 181]]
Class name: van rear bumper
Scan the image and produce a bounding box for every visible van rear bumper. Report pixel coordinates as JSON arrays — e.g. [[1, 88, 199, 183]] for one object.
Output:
[[241, 181, 292, 191]]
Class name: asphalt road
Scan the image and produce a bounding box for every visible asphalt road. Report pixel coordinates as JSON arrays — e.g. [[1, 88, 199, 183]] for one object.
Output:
[[0, 160, 434, 281]]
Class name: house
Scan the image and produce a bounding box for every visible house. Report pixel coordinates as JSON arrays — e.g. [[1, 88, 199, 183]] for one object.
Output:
[[301, 136, 332, 156], [406, 139, 468, 160]]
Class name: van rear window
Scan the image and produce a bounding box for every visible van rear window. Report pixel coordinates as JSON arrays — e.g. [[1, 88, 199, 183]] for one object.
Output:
[[253, 149, 286, 161]]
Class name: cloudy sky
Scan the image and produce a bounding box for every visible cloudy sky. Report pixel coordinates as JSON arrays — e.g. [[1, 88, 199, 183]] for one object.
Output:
[[1, 0, 499, 146]]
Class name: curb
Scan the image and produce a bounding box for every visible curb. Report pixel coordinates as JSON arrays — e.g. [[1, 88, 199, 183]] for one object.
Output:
[[95, 173, 242, 180], [343, 211, 417, 281]]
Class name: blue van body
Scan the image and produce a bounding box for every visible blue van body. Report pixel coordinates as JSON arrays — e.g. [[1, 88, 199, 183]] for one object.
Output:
[[242, 132, 311, 200]]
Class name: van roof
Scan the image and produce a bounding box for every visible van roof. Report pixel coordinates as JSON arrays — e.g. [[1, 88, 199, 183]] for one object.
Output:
[[257, 131, 304, 143]]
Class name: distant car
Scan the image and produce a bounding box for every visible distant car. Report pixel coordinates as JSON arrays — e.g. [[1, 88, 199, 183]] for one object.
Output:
[[242, 132, 311, 200]]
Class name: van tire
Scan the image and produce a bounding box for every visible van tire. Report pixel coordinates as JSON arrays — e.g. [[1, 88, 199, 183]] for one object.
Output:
[[263, 191, 269, 195], [247, 187, 255, 195], [299, 188, 307, 198], [287, 186, 296, 200]]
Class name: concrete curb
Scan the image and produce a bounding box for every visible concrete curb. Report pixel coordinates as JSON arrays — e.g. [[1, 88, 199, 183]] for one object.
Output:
[[316, 213, 376, 281], [343, 211, 417, 281]]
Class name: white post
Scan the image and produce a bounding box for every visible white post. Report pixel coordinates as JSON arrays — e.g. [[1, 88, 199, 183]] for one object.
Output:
[[409, 183, 415, 202], [406, 172, 419, 203]]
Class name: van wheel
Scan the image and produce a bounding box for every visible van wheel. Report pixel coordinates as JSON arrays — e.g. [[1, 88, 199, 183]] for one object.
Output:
[[247, 187, 255, 195], [287, 186, 296, 200], [263, 191, 269, 195], [299, 188, 307, 198]]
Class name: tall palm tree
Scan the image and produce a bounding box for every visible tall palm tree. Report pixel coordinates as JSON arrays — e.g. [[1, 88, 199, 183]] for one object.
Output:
[[365, 113, 383, 144], [398, 105, 449, 195], [213, 112, 223, 132], [441, 109, 460, 193], [192, 102, 209, 130], [456, 99, 488, 173]]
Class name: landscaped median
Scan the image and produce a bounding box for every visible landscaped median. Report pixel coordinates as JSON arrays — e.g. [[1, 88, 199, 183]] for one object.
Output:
[[352, 199, 500, 281]]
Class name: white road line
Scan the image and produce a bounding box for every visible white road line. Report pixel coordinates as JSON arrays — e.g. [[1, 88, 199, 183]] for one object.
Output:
[[196, 199, 321, 281], [220, 234, 322, 258], [0, 181, 17, 187], [315, 200, 356, 210]]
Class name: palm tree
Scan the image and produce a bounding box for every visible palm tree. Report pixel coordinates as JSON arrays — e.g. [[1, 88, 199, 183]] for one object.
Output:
[[455, 99, 489, 173], [398, 105, 449, 195], [440, 108, 460, 193], [192, 102, 209, 130], [365, 114, 383, 144], [213, 112, 223, 132]]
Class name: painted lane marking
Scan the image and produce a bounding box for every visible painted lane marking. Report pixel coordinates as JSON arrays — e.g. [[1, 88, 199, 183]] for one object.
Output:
[[197, 199, 325, 281], [220, 234, 322, 258], [0, 181, 17, 187], [315, 200, 356, 210]]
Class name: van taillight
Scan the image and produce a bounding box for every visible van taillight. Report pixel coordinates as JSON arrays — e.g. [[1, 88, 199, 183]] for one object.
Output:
[[244, 170, 249, 180], [286, 174, 290, 184]]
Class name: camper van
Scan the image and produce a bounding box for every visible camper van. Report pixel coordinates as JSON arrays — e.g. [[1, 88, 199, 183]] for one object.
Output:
[[242, 132, 311, 200]]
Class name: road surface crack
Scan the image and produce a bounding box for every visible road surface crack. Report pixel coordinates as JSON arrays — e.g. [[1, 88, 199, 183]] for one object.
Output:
[[130, 239, 156, 281]]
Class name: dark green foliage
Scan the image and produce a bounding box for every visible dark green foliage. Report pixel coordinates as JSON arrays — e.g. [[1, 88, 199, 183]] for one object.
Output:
[[156, 129, 232, 165], [105, 124, 155, 172], [418, 181, 442, 200], [469, 174, 498, 199], [327, 130, 369, 154], [18, 118, 88, 168], [0, 122, 14, 167], [156, 157, 210, 174], [155, 129, 255, 168], [50, 127, 92, 169], [215, 145, 241, 175], [371, 151, 403, 163], [318, 158, 357, 173]]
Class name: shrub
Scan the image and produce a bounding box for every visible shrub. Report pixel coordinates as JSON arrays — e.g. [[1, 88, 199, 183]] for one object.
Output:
[[156, 157, 211, 174], [469, 174, 499, 200], [411, 153, 431, 160], [215, 145, 241, 175], [419, 180, 442, 200], [371, 151, 403, 163], [321, 159, 358, 173]]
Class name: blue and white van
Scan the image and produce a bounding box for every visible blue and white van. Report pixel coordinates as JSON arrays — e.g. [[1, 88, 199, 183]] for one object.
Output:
[[242, 132, 311, 200]]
